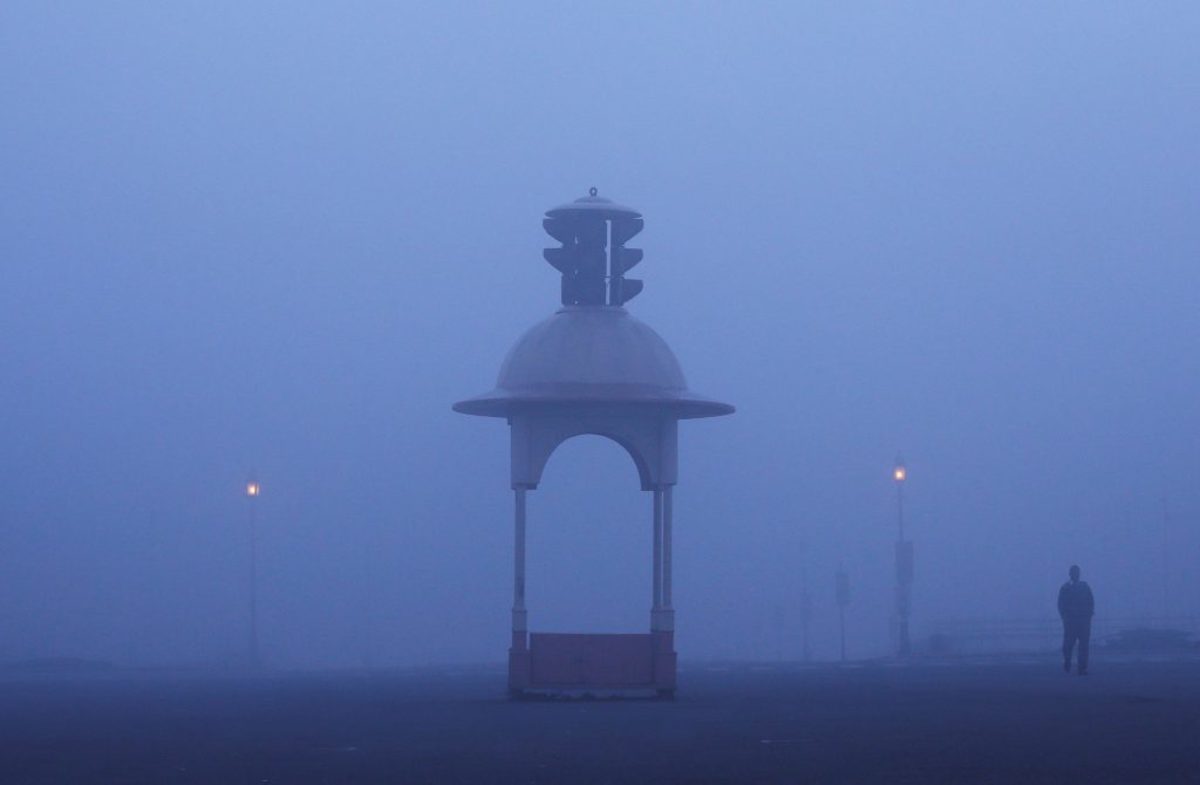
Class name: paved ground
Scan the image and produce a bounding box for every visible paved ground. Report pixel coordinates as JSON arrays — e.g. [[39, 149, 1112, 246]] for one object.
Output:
[[1, 658, 1198, 784]]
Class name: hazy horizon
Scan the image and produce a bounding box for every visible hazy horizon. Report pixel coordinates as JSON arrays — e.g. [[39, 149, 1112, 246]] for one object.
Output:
[[2, 2, 1197, 669]]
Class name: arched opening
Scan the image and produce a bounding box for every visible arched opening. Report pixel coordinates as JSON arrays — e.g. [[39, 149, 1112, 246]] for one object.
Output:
[[526, 434, 651, 633]]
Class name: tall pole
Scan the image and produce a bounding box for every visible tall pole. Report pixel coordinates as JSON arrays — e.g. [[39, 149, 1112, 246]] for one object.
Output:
[[835, 565, 850, 662], [839, 606, 847, 662], [1160, 492, 1170, 621], [893, 456, 911, 658], [800, 544, 811, 664], [246, 479, 261, 669]]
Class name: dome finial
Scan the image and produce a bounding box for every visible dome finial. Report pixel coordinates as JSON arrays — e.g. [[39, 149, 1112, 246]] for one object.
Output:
[[589, 186, 598, 197]]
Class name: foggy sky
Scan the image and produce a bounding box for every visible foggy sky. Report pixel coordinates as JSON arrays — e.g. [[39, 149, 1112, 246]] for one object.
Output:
[[1, 2, 1197, 668]]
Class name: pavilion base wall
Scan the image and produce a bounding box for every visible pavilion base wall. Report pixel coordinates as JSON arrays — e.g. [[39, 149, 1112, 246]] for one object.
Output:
[[508, 632, 676, 699]]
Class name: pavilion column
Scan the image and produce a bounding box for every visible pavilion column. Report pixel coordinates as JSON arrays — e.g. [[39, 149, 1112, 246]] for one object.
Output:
[[512, 487, 528, 650], [651, 484, 676, 694], [507, 486, 532, 693], [662, 485, 673, 617], [651, 488, 663, 630]]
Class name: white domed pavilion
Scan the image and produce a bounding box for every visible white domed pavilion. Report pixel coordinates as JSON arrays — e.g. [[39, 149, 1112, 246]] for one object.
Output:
[[454, 191, 733, 698]]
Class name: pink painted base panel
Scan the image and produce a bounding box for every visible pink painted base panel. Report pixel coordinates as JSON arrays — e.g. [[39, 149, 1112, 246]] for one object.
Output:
[[510, 632, 675, 698]]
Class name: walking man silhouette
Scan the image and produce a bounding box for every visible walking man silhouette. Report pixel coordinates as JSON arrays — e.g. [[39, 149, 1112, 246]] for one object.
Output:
[[1058, 565, 1094, 675]]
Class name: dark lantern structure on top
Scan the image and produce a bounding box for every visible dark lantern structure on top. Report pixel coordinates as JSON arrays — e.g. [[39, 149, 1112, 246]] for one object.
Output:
[[543, 187, 645, 308]]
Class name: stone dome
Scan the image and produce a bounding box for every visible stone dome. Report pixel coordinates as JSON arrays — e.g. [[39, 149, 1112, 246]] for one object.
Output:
[[454, 306, 733, 419]]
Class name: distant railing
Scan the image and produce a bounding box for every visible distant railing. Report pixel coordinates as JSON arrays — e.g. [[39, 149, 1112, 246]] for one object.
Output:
[[924, 616, 1200, 655]]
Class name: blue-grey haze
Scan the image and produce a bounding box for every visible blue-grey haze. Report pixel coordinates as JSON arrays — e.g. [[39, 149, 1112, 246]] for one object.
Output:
[[1, 2, 1197, 667]]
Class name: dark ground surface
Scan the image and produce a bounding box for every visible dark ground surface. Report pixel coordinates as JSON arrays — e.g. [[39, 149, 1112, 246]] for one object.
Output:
[[1, 658, 1198, 784]]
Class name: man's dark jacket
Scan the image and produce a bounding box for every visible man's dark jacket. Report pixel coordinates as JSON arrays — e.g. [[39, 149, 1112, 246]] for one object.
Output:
[[1058, 580, 1095, 621]]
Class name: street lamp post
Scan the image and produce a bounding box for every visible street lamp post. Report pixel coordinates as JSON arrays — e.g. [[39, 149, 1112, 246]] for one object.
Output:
[[835, 565, 850, 662], [893, 456, 913, 657], [800, 541, 812, 664], [245, 478, 261, 669]]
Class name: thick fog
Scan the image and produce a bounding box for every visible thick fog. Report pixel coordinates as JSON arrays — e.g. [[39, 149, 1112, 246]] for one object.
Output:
[[2, 3, 1197, 669]]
